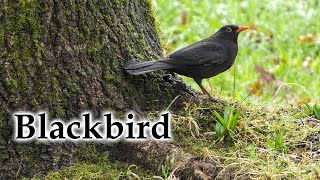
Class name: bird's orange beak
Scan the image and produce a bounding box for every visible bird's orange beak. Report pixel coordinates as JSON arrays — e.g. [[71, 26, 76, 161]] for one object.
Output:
[[236, 26, 249, 33]]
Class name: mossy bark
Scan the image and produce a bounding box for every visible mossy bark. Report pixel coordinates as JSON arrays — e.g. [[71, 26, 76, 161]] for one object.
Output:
[[0, 0, 195, 178]]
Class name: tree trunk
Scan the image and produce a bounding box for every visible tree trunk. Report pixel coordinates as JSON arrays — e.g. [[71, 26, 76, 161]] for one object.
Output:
[[0, 0, 204, 178]]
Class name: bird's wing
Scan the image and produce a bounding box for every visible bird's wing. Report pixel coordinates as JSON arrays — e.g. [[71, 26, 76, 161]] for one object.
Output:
[[165, 41, 225, 66]]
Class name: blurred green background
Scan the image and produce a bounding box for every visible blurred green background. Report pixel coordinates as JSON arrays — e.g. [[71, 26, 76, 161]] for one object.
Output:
[[153, 0, 320, 106]]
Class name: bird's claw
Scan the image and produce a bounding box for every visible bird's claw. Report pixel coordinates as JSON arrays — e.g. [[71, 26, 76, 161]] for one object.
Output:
[[208, 95, 220, 102]]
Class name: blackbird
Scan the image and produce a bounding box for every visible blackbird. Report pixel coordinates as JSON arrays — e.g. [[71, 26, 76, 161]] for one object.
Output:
[[122, 25, 249, 101]]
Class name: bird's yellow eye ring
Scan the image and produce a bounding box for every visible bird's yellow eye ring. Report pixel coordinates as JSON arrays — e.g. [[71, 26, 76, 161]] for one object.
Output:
[[226, 27, 232, 32]]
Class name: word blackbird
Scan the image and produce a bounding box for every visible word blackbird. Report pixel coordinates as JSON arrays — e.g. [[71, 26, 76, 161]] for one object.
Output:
[[13, 112, 172, 141], [122, 25, 249, 101]]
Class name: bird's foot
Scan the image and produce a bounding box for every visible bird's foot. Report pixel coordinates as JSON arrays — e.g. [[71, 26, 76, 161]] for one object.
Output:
[[207, 95, 221, 102], [197, 93, 221, 103], [208, 96, 220, 102]]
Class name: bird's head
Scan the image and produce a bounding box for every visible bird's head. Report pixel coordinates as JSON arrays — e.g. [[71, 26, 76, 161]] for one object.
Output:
[[214, 25, 249, 43]]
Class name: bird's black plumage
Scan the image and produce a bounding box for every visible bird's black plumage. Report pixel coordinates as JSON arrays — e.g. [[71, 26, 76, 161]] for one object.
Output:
[[122, 24, 249, 101]]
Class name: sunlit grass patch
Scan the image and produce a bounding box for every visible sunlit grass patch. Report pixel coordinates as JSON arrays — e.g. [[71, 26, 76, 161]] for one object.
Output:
[[153, 0, 320, 105], [171, 100, 320, 178]]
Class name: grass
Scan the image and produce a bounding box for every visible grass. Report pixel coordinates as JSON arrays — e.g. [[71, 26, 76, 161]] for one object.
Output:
[[305, 102, 320, 119], [152, 0, 320, 106], [214, 105, 240, 142], [172, 101, 320, 179]]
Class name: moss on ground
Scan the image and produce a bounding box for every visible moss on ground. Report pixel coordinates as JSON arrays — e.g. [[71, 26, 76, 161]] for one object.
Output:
[[24, 144, 154, 179], [171, 98, 320, 179], [42, 154, 153, 180]]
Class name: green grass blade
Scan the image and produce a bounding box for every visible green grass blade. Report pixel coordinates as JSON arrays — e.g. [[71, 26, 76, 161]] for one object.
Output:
[[224, 106, 230, 124], [214, 123, 224, 138], [314, 105, 320, 119], [214, 110, 228, 128], [304, 102, 313, 113], [230, 111, 240, 131]]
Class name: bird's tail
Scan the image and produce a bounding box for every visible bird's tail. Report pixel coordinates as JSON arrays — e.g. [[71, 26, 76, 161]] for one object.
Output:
[[122, 59, 172, 75]]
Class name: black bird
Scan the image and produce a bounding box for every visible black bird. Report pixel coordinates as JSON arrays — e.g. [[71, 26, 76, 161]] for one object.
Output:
[[122, 25, 249, 101]]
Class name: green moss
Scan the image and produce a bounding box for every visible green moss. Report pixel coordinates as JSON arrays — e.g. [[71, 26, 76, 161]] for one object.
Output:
[[5, 78, 18, 93], [15, 0, 42, 50], [13, 56, 28, 91], [51, 77, 65, 117], [0, 109, 5, 130], [145, 0, 162, 44], [41, 146, 153, 179], [0, 31, 4, 52], [44, 161, 153, 180], [89, 43, 104, 57], [105, 72, 115, 82], [1, 0, 44, 101]]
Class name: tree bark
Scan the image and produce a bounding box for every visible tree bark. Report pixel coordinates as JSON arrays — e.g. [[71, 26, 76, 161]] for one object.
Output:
[[0, 0, 201, 178]]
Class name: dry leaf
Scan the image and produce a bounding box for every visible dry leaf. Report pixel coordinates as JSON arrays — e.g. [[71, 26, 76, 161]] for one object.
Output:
[[248, 64, 283, 97], [299, 34, 316, 43], [249, 81, 262, 96], [255, 64, 275, 84], [298, 97, 311, 106]]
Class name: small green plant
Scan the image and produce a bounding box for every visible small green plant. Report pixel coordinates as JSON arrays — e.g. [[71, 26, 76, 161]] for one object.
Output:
[[214, 105, 240, 141], [116, 164, 141, 180], [267, 133, 286, 152], [274, 133, 285, 151], [161, 165, 170, 180], [153, 165, 178, 180], [248, 145, 257, 159], [305, 102, 320, 120]]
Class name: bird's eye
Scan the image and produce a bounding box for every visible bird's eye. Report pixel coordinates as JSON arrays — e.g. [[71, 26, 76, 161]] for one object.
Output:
[[226, 27, 232, 32]]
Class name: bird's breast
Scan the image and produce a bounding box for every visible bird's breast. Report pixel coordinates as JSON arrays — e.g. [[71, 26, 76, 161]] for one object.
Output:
[[223, 42, 238, 68]]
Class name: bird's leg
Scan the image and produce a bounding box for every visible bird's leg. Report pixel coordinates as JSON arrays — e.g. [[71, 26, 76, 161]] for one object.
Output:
[[194, 79, 219, 102]]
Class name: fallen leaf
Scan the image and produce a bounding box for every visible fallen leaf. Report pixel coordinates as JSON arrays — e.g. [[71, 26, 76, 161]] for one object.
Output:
[[299, 34, 316, 43], [255, 64, 275, 84], [248, 64, 283, 97], [249, 80, 262, 96], [287, 94, 312, 107], [298, 97, 312, 106]]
